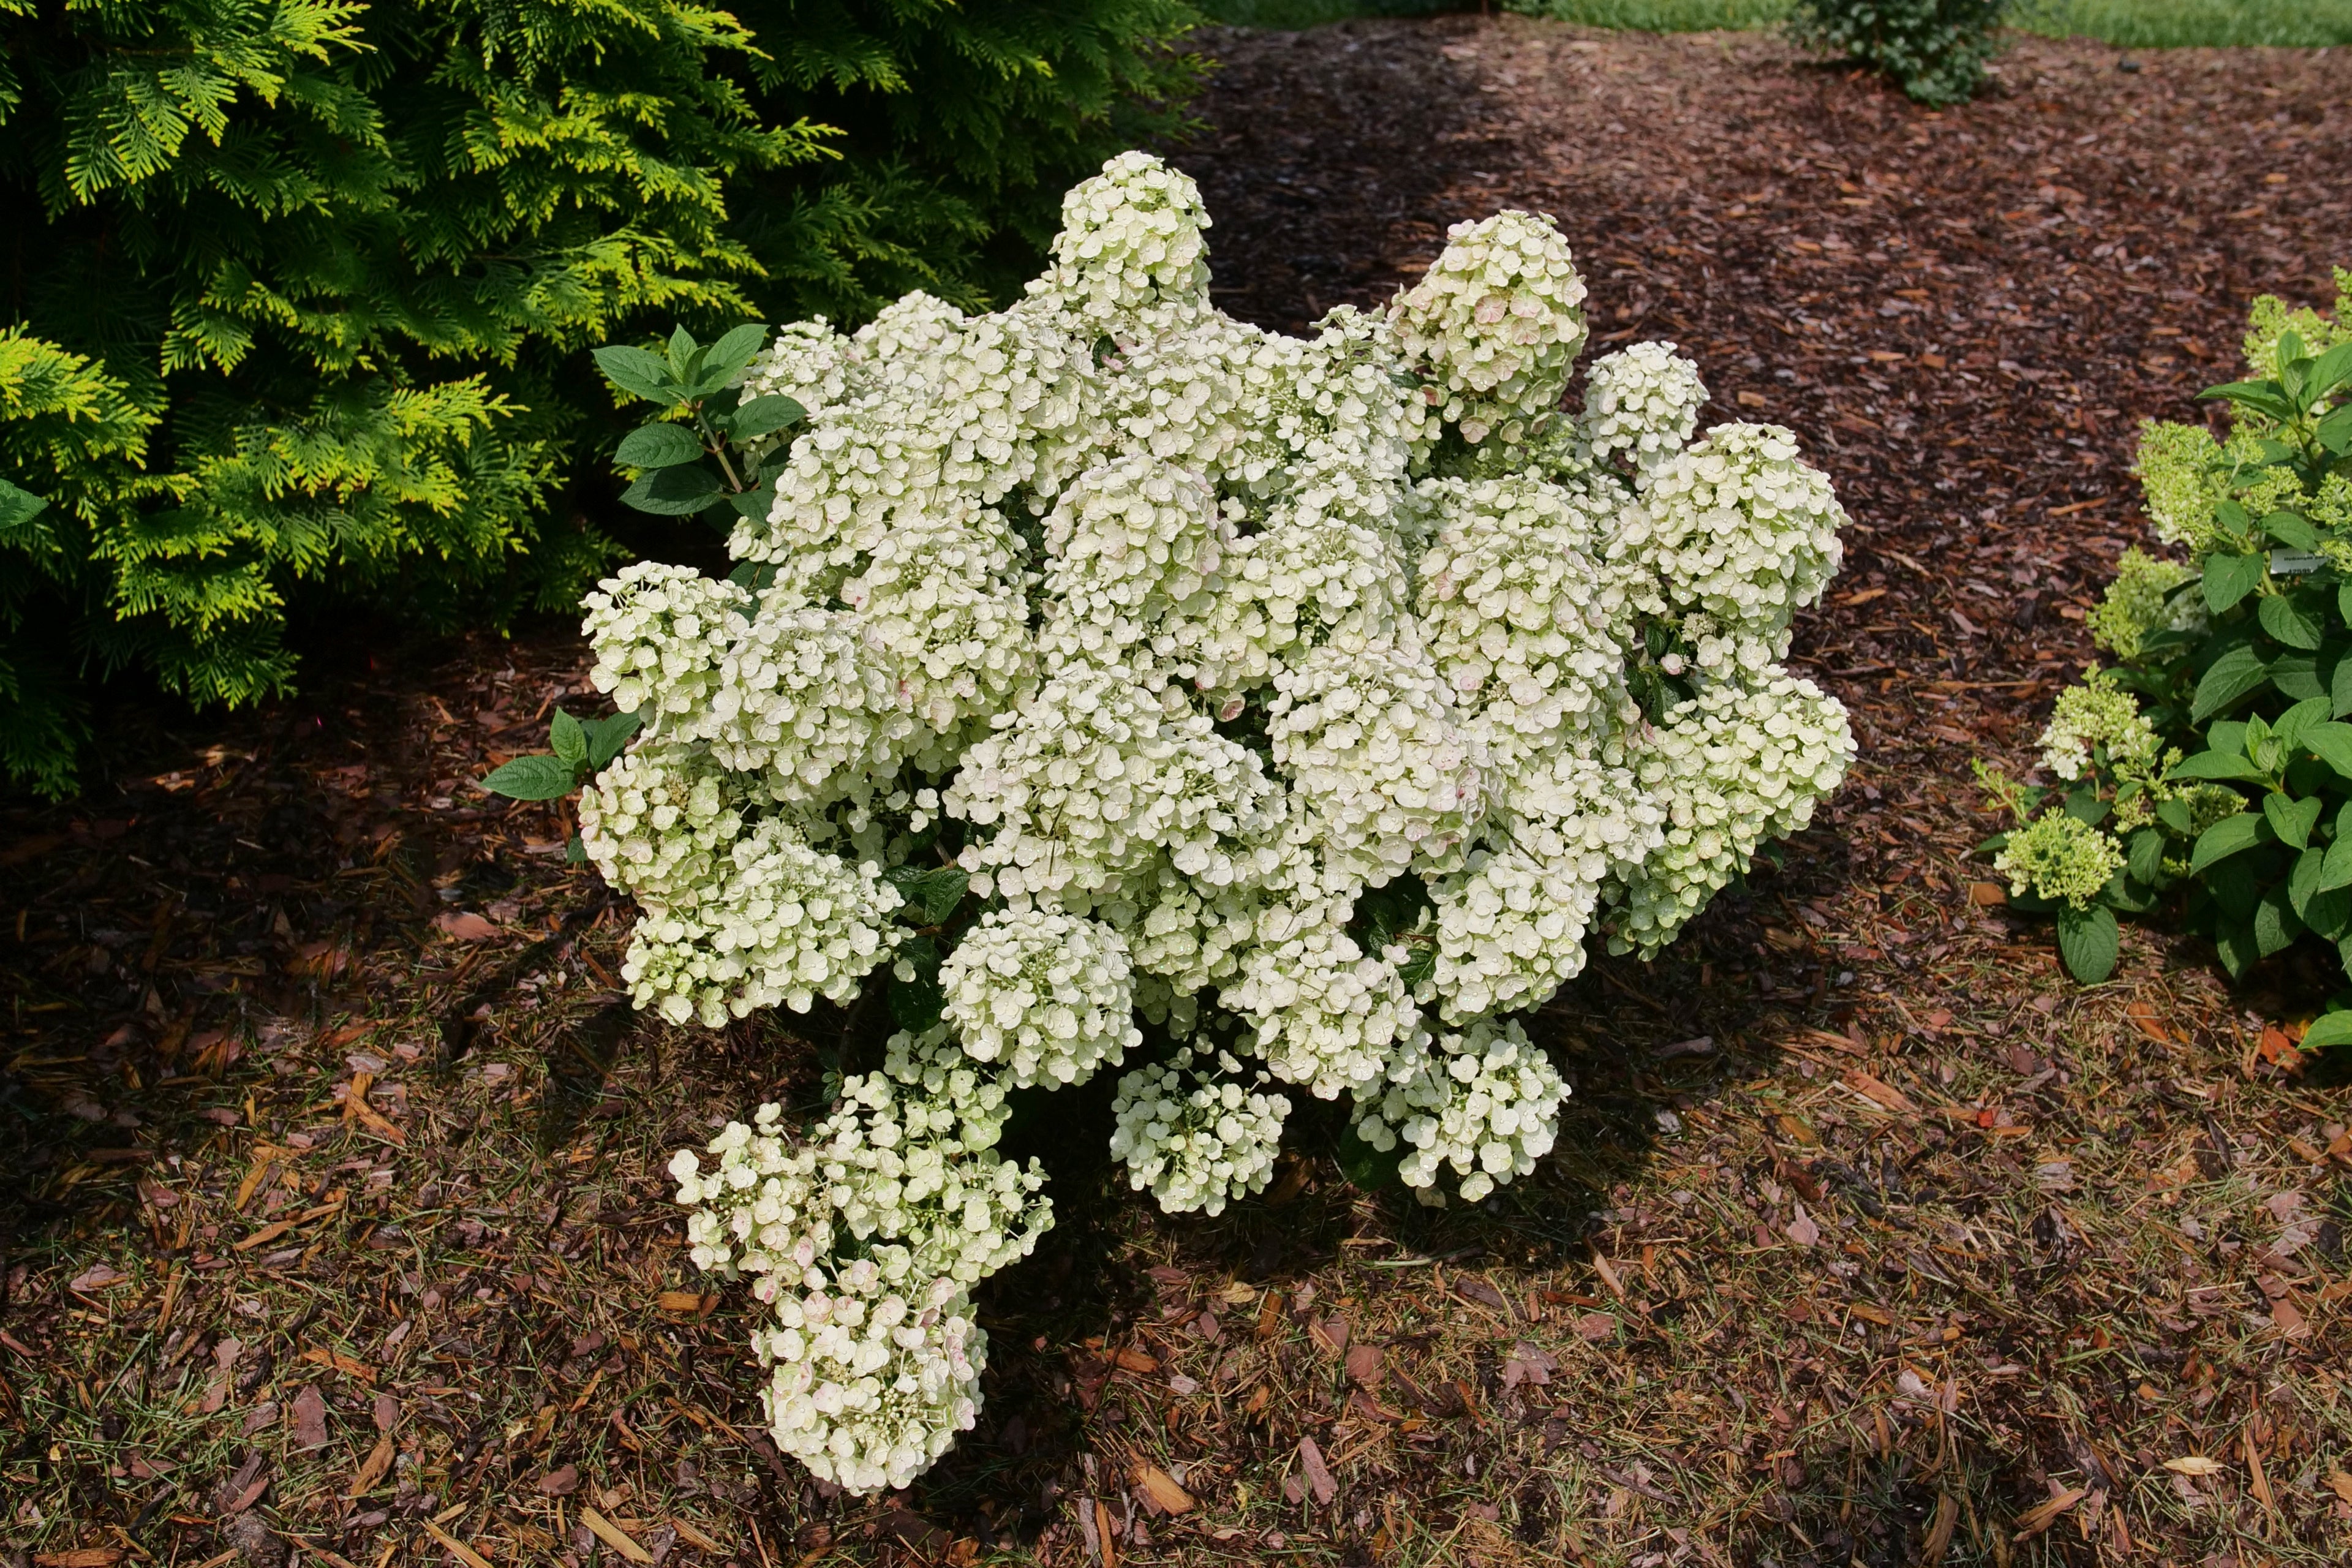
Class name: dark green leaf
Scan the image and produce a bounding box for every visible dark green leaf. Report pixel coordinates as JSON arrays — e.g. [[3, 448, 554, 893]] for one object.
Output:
[[2190, 646, 2271, 721], [582, 710, 641, 771], [0, 477, 49, 531], [621, 464, 724, 516], [2305, 720, 2352, 780], [2272, 654, 2324, 703], [2255, 886, 2302, 957], [888, 933, 945, 1031], [2303, 886, 2352, 941], [2156, 797, 2196, 835], [2301, 1011, 2352, 1050], [2168, 749, 2265, 782], [2055, 905, 2119, 985], [2275, 695, 2332, 751], [2062, 790, 2109, 827], [2127, 827, 2166, 886], [2308, 341, 2352, 398], [2260, 592, 2325, 650], [2263, 510, 2320, 552], [665, 324, 701, 382], [480, 754, 578, 802], [550, 709, 587, 767], [2317, 403, 2352, 456], [2199, 380, 2296, 421], [615, 423, 706, 469], [2215, 916, 2259, 978], [729, 477, 778, 519], [728, 394, 806, 440], [592, 345, 676, 404], [2264, 792, 2321, 850], [1334, 1118, 1404, 1192], [2290, 846, 2327, 918], [885, 865, 969, 925], [2321, 832, 2352, 894], [565, 833, 587, 865], [2190, 812, 2268, 874], [2201, 551, 2266, 613], [696, 324, 770, 391]]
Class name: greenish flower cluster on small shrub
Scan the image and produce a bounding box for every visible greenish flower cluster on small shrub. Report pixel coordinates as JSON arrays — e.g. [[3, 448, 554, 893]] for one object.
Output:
[[1981, 271, 2352, 1047], [1788, 0, 2007, 105]]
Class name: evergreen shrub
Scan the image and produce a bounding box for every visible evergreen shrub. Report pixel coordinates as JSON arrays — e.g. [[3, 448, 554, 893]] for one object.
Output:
[[1788, 0, 2008, 105], [1981, 274, 2352, 1045], [0, 0, 1200, 796]]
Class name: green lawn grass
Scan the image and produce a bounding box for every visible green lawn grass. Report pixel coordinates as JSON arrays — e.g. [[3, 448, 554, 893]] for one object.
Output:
[[1199, 0, 2352, 47]]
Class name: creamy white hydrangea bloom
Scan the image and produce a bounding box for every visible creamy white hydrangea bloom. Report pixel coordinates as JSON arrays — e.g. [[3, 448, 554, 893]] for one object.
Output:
[[1580, 341, 1708, 467], [584, 562, 752, 728], [1269, 641, 1489, 893], [940, 909, 1142, 1087], [1109, 1049, 1290, 1215], [1225, 922, 1425, 1098], [1610, 674, 1856, 957], [1391, 210, 1589, 443], [949, 666, 1287, 904], [741, 317, 864, 421], [1351, 1016, 1567, 1202], [669, 1083, 1049, 1492], [610, 153, 1852, 1497], [1030, 149, 1213, 336], [1415, 475, 1643, 771], [1640, 423, 1846, 663]]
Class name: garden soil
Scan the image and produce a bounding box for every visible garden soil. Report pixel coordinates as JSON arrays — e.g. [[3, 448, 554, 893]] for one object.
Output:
[[4, 18, 2350, 1568]]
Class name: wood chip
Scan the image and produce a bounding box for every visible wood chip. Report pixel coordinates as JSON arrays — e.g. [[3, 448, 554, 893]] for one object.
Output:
[[2011, 1487, 2086, 1539], [420, 1518, 496, 1568], [345, 1432, 394, 1498], [581, 1506, 655, 1564], [1296, 1436, 1337, 1505], [1131, 1461, 1195, 1515]]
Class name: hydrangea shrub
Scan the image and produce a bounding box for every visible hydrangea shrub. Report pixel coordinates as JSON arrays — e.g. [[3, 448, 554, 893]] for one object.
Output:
[[574, 154, 1853, 1489], [1981, 273, 2352, 1023]]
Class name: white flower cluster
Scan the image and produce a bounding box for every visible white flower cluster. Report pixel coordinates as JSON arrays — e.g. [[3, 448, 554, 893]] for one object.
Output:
[[1580, 341, 1708, 467], [621, 153, 1849, 1490], [668, 1065, 1050, 1491], [1611, 675, 1856, 958], [940, 908, 1142, 1087], [1109, 1048, 1291, 1215], [1350, 1017, 1568, 1202], [1392, 211, 1589, 443]]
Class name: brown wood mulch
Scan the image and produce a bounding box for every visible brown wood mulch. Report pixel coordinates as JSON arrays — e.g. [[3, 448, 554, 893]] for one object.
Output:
[[3, 20, 2351, 1568]]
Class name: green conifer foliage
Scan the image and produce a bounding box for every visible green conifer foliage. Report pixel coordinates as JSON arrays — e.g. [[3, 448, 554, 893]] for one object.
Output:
[[0, 0, 816, 793], [728, 0, 1207, 321], [0, 0, 1202, 796]]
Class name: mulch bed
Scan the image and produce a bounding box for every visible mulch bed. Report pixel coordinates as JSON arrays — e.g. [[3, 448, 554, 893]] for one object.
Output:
[[5, 18, 2352, 1568]]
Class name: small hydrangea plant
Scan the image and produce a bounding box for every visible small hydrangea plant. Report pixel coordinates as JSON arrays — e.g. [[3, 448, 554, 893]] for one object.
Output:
[[1981, 273, 2352, 1011], [519, 154, 1854, 1489]]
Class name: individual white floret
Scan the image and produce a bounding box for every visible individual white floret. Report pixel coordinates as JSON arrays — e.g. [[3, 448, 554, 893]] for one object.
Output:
[[1225, 922, 1426, 1098], [1390, 211, 1589, 444], [1640, 423, 1845, 662], [940, 910, 1142, 1087], [1268, 640, 1489, 894], [1350, 1017, 1567, 1201], [1109, 1050, 1290, 1216], [1608, 673, 1855, 958], [1579, 341, 1708, 467]]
